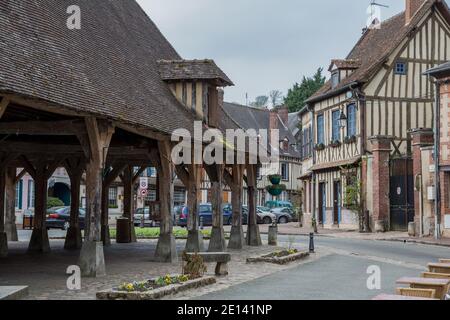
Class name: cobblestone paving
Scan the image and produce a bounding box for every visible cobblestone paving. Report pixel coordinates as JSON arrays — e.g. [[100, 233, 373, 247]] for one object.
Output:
[[0, 238, 320, 300]]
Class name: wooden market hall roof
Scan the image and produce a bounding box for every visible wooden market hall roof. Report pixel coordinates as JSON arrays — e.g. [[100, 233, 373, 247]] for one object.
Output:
[[0, 0, 232, 136]]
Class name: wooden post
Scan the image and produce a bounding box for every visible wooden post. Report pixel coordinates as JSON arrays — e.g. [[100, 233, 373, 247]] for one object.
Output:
[[225, 164, 245, 250], [176, 163, 204, 252], [64, 158, 84, 250], [246, 164, 262, 247], [205, 164, 226, 252], [22, 157, 63, 253], [118, 165, 136, 243], [5, 168, 20, 242], [0, 166, 7, 257], [78, 118, 114, 277], [154, 141, 177, 262]]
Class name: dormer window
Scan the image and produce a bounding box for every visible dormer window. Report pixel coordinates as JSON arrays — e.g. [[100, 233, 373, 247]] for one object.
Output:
[[331, 71, 340, 89], [394, 61, 407, 75]]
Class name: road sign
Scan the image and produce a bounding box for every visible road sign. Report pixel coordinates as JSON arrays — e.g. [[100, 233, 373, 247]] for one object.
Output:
[[140, 189, 148, 197], [139, 177, 148, 190]]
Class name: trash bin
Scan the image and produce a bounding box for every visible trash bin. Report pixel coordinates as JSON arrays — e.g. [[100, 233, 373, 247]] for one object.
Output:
[[116, 217, 131, 243]]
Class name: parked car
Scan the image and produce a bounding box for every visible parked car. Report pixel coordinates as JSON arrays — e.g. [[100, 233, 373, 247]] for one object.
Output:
[[46, 207, 86, 230], [270, 207, 294, 224], [243, 206, 277, 224], [265, 200, 293, 209], [177, 203, 239, 227], [133, 208, 152, 227]]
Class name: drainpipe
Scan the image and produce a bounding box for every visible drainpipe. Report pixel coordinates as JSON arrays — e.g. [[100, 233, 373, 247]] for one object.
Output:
[[433, 79, 441, 240]]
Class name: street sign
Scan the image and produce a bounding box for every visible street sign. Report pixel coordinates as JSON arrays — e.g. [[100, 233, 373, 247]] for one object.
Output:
[[140, 189, 148, 197], [139, 177, 148, 190]]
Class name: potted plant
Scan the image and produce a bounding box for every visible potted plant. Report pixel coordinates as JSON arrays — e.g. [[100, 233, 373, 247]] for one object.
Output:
[[344, 135, 357, 144], [329, 140, 342, 148], [266, 184, 287, 197], [314, 143, 325, 151], [268, 174, 282, 185]]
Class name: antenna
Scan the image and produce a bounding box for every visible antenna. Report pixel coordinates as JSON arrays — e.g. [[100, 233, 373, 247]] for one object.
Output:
[[368, 0, 389, 29]]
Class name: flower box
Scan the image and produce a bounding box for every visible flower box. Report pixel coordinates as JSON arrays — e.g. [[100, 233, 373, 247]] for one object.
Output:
[[246, 250, 310, 265], [344, 135, 357, 144], [329, 140, 342, 148], [314, 143, 325, 151], [96, 275, 216, 300]]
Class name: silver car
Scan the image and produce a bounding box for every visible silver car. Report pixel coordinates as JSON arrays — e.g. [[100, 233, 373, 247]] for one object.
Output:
[[270, 207, 294, 224]]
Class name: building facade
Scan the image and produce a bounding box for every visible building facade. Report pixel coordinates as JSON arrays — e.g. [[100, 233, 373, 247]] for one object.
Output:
[[299, 0, 450, 231]]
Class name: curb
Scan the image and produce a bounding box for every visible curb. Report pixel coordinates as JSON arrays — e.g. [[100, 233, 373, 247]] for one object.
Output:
[[377, 238, 450, 248]]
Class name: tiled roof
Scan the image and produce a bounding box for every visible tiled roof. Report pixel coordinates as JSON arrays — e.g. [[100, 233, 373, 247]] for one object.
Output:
[[0, 0, 199, 135], [222, 102, 301, 158], [307, 0, 450, 103], [328, 59, 362, 71], [158, 60, 233, 86]]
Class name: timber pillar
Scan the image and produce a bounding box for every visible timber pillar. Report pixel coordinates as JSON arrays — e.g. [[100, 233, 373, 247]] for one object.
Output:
[[64, 159, 84, 250], [177, 163, 204, 253], [78, 118, 114, 277], [5, 168, 18, 242], [154, 141, 177, 262], [226, 165, 245, 250], [0, 167, 7, 257], [246, 164, 262, 246], [117, 165, 137, 243], [206, 164, 226, 252], [410, 129, 434, 236], [369, 136, 393, 233]]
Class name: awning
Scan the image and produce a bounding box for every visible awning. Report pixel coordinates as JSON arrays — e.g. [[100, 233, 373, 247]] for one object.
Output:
[[298, 171, 313, 180], [310, 157, 361, 172]]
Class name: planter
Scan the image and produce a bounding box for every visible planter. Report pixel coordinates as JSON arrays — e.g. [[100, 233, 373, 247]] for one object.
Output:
[[314, 143, 325, 151], [266, 184, 286, 197], [344, 135, 357, 144], [96, 275, 216, 300], [329, 140, 342, 148], [268, 175, 282, 185], [246, 250, 309, 265]]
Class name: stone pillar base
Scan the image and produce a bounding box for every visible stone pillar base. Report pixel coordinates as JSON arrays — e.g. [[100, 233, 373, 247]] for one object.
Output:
[[408, 222, 416, 237], [154, 233, 178, 263], [0, 232, 8, 258], [5, 223, 18, 242], [185, 230, 204, 253], [227, 225, 244, 250], [215, 262, 229, 276], [374, 220, 387, 233], [130, 224, 137, 243], [246, 224, 262, 247], [268, 225, 278, 246], [208, 227, 226, 252], [64, 226, 82, 250], [28, 228, 50, 253], [78, 241, 106, 277], [101, 225, 111, 246]]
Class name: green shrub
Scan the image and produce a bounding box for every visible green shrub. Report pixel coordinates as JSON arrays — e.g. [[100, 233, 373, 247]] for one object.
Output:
[[47, 197, 64, 209]]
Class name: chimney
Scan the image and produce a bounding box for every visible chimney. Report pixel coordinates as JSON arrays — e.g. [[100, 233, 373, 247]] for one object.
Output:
[[405, 0, 425, 25], [276, 105, 289, 125]]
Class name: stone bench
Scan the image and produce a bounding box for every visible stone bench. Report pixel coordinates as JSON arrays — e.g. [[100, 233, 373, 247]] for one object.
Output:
[[183, 252, 231, 276]]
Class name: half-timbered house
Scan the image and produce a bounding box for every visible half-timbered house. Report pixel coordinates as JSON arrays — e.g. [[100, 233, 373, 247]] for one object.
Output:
[[300, 0, 450, 231]]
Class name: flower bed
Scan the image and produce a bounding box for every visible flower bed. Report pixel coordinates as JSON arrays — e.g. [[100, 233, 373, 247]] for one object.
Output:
[[96, 274, 216, 300], [246, 249, 309, 265]]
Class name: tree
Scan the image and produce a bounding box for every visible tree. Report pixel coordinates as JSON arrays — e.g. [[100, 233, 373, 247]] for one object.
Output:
[[343, 169, 370, 233], [284, 68, 326, 113], [250, 95, 269, 109], [269, 90, 284, 108]]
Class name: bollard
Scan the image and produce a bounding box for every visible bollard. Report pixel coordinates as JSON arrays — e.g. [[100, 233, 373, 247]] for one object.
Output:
[[309, 232, 315, 253], [200, 216, 204, 230], [268, 223, 278, 246]]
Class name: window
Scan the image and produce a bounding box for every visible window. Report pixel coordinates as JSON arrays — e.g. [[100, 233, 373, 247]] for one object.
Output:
[[302, 126, 312, 159], [317, 114, 325, 145], [174, 189, 186, 205], [256, 166, 262, 180], [331, 71, 340, 88], [394, 62, 407, 75], [347, 104, 357, 137], [332, 110, 341, 141], [182, 82, 187, 104], [192, 82, 197, 111], [108, 187, 118, 207], [147, 167, 157, 178], [15, 180, 23, 210], [145, 189, 157, 205], [281, 163, 289, 181], [27, 180, 35, 208]]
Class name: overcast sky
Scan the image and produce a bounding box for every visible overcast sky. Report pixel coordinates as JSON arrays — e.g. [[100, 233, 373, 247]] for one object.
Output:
[[137, 0, 407, 105]]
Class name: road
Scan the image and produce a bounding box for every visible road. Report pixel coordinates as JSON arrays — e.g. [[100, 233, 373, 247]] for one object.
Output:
[[196, 235, 450, 300]]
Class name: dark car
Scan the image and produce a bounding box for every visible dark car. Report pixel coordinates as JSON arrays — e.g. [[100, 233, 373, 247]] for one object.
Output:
[[270, 207, 294, 224], [46, 207, 86, 230], [178, 203, 238, 227]]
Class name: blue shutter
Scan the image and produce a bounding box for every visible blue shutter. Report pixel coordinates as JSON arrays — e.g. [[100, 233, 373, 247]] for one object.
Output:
[[317, 115, 324, 144], [332, 111, 340, 141], [347, 104, 356, 137]]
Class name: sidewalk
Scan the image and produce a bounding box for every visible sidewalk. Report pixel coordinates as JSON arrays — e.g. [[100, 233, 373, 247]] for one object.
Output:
[[225, 223, 450, 248]]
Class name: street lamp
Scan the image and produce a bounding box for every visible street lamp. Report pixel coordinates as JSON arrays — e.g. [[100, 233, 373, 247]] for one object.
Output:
[[339, 108, 347, 129]]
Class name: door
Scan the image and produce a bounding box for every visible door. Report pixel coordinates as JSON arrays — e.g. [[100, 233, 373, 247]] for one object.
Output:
[[333, 181, 341, 225], [389, 158, 414, 231], [318, 183, 326, 224]]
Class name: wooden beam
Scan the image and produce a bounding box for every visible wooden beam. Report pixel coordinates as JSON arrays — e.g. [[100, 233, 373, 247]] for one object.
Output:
[[0, 120, 85, 136], [0, 97, 10, 119], [115, 123, 167, 142]]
